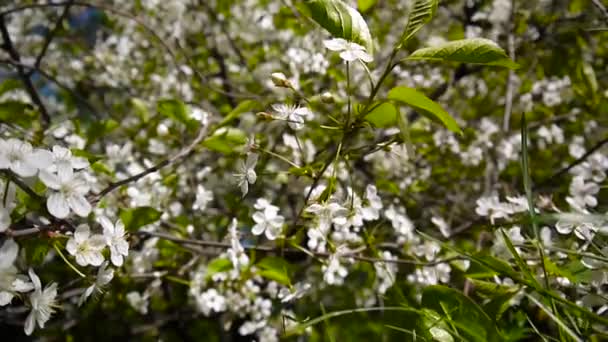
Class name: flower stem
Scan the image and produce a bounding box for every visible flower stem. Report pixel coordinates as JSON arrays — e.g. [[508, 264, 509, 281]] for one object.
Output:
[[53, 242, 86, 278]]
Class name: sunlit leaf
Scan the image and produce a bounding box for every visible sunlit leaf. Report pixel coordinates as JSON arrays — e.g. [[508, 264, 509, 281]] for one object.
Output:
[[300, 0, 373, 53], [400, 0, 438, 45], [387, 86, 460, 133], [406, 38, 519, 69]]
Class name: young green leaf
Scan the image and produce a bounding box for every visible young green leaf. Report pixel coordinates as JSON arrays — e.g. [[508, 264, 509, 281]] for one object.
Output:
[[363, 101, 397, 127], [202, 127, 247, 154], [405, 38, 519, 69], [157, 99, 198, 130], [387, 86, 461, 134], [256, 256, 292, 286], [422, 285, 500, 342], [206, 258, 233, 279], [400, 0, 438, 45], [300, 0, 373, 53], [119, 206, 162, 232]]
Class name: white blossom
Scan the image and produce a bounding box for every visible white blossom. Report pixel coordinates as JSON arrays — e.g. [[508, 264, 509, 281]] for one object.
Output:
[[66, 225, 106, 267], [227, 218, 249, 270], [234, 153, 258, 197], [323, 38, 373, 63], [126, 291, 149, 314], [41, 171, 92, 219], [99, 217, 129, 267], [79, 261, 114, 306], [24, 269, 57, 336], [0, 139, 52, 177], [0, 239, 33, 306], [272, 103, 312, 130], [252, 205, 285, 240]]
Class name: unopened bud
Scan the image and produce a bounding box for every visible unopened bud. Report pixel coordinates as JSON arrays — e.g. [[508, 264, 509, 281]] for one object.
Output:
[[320, 92, 334, 104], [256, 111, 274, 120], [271, 72, 292, 88]]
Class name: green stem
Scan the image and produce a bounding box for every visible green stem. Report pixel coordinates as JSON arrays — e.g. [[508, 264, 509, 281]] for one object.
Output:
[[54, 242, 86, 278]]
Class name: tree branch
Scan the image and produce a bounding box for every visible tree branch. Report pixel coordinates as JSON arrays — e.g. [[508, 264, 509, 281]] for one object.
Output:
[[138, 230, 462, 266], [34, 0, 74, 69], [534, 136, 608, 191], [92, 126, 209, 203], [0, 16, 51, 130]]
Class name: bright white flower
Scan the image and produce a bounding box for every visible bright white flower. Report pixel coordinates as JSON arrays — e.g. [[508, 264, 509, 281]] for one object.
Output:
[[193, 184, 214, 211], [24, 269, 57, 336], [43, 145, 89, 179], [475, 195, 513, 224], [234, 153, 258, 197], [79, 261, 114, 306], [272, 103, 312, 130], [127, 291, 149, 314], [227, 218, 249, 270], [0, 180, 16, 232], [0, 239, 34, 306], [99, 217, 129, 267], [278, 282, 311, 303], [361, 185, 382, 221], [41, 171, 92, 219], [66, 225, 106, 267], [0, 139, 52, 177], [322, 250, 349, 285], [431, 216, 451, 238], [306, 201, 348, 232], [252, 206, 284, 240], [323, 38, 373, 63], [196, 288, 226, 316], [567, 176, 599, 209]]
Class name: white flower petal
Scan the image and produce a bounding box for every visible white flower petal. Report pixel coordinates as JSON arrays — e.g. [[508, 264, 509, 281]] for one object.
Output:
[[68, 194, 92, 217], [47, 193, 70, 219], [24, 310, 36, 335], [323, 38, 347, 51]]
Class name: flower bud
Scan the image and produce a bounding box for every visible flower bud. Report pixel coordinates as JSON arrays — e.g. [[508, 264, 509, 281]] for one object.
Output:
[[271, 72, 292, 88], [320, 92, 334, 104], [256, 111, 274, 121]]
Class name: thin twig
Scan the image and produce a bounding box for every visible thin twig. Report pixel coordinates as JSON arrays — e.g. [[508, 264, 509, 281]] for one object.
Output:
[[34, 0, 74, 69], [92, 126, 208, 202], [591, 0, 608, 24], [502, 0, 516, 132], [534, 136, 608, 191], [137, 230, 462, 266]]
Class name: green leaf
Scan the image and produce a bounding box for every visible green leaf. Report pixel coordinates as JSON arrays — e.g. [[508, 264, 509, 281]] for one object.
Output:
[[131, 98, 150, 121], [400, 0, 438, 45], [206, 258, 233, 279], [387, 86, 460, 133], [86, 119, 119, 145], [23, 238, 50, 266], [119, 206, 162, 232], [301, 0, 373, 53], [157, 99, 197, 130], [202, 127, 247, 154], [364, 102, 397, 127], [357, 0, 377, 13], [217, 100, 258, 128], [0, 79, 21, 96], [256, 256, 292, 286], [406, 38, 519, 69], [0, 101, 37, 128], [422, 285, 499, 342]]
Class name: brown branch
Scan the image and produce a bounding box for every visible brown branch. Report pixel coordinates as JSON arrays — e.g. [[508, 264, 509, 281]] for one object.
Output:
[[534, 136, 608, 191], [34, 0, 74, 69], [92, 126, 208, 203], [138, 230, 462, 266], [0, 16, 51, 129]]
